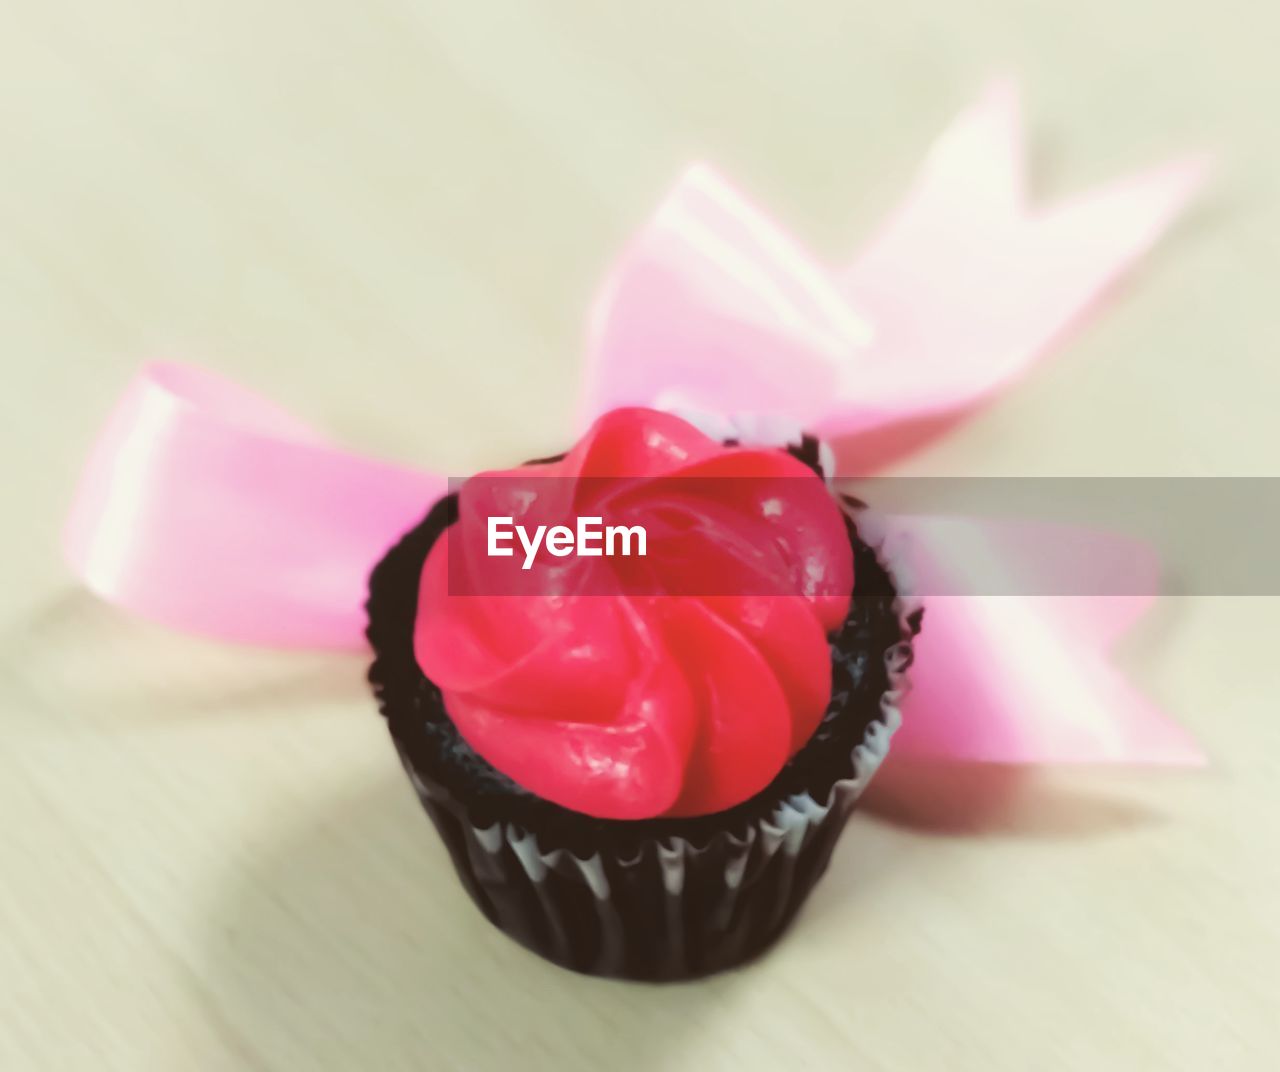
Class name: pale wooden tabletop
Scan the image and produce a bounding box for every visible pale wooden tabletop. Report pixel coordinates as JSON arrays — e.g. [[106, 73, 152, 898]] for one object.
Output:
[[2, 3, 1278, 1070]]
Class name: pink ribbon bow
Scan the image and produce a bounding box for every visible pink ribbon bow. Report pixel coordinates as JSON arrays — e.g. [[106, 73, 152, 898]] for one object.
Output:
[[65, 80, 1206, 766]]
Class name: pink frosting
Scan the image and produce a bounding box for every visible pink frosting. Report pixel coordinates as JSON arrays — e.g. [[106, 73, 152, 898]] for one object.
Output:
[[413, 408, 853, 819]]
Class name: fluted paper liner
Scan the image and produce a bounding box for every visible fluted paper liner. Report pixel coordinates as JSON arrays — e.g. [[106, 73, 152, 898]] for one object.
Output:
[[392, 653, 907, 979]]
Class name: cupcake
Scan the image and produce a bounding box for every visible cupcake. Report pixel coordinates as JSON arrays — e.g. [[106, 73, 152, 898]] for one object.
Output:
[[366, 407, 917, 980]]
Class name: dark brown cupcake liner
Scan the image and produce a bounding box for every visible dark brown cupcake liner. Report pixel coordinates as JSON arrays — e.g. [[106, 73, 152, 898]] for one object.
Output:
[[389, 664, 906, 979]]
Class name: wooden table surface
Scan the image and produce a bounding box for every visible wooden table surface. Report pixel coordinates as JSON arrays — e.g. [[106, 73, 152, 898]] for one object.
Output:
[[3, 3, 1278, 1069]]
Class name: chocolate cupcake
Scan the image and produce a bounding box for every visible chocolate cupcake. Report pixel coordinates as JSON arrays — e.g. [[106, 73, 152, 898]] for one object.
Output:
[[367, 407, 917, 980]]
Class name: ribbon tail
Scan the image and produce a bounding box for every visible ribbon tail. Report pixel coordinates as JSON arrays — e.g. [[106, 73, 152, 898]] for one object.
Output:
[[64, 362, 443, 648], [874, 513, 1203, 765], [825, 79, 1211, 441]]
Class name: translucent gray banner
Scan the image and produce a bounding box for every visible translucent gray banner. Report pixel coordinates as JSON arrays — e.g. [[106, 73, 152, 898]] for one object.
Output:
[[439, 476, 1280, 596]]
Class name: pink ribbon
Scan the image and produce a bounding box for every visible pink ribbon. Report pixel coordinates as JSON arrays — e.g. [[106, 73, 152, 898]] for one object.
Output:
[[64, 362, 442, 648], [64, 79, 1205, 765], [871, 516, 1200, 763]]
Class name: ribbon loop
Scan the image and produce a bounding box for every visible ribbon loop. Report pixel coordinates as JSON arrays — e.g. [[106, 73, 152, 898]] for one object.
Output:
[[64, 362, 441, 648]]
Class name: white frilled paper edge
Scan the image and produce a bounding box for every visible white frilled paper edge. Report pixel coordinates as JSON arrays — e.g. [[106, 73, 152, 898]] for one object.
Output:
[[402, 638, 907, 906], [477, 667, 904, 901]]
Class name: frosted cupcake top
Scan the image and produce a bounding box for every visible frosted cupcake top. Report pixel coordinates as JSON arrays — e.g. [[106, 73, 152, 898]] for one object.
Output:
[[413, 408, 854, 819]]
